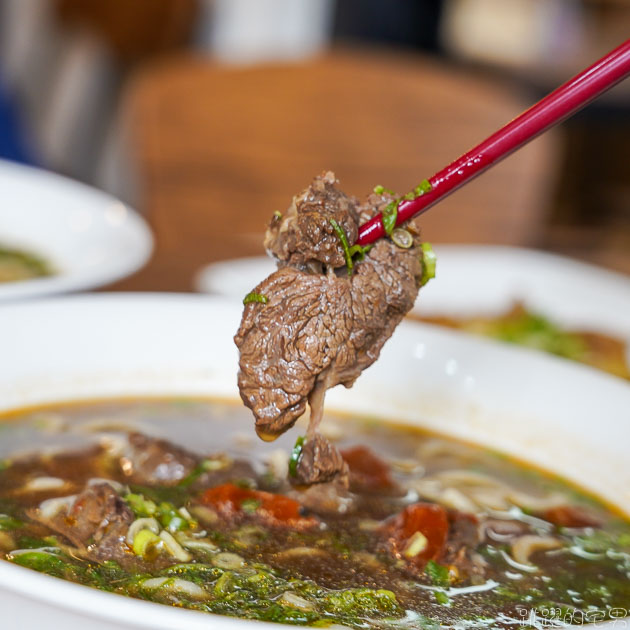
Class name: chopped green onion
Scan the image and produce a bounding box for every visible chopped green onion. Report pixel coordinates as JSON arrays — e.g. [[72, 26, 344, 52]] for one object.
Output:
[[381, 200, 398, 236], [348, 243, 372, 262], [243, 292, 268, 305], [618, 533, 630, 548], [288, 436, 305, 477], [403, 531, 428, 558], [125, 493, 157, 517], [425, 559, 450, 587], [434, 590, 450, 606], [241, 498, 261, 514], [273, 210, 283, 219], [0, 514, 22, 531], [157, 502, 190, 532], [373, 185, 395, 195], [329, 218, 354, 277], [214, 570, 233, 594], [414, 179, 432, 197], [391, 228, 413, 249], [420, 242, 436, 286], [403, 179, 433, 201], [132, 529, 162, 557]]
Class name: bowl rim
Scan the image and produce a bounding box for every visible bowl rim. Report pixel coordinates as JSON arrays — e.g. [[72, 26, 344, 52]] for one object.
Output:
[[0, 160, 153, 302]]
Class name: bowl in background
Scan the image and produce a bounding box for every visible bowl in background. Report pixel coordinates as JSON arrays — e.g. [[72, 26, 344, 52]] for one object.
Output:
[[0, 160, 153, 302], [194, 246, 630, 342]]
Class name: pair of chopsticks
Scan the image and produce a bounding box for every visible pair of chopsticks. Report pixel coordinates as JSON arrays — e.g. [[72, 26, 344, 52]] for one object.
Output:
[[357, 39, 630, 247]]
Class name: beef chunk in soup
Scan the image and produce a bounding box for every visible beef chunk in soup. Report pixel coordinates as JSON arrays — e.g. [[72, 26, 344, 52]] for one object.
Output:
[[235, 172, 425, 484], [122, 432, 199, 486], [30, 482, 132, 562], [292, 433, 349, 486]]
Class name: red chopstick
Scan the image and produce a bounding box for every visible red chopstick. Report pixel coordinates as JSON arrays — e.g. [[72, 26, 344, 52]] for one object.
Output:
[[357, 39, 630, 247]]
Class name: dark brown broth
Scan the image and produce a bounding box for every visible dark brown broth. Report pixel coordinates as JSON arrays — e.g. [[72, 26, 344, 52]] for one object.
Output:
[[1, 398, 629, 628]]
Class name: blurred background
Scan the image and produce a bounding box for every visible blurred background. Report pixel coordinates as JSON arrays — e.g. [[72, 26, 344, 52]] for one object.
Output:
[[1, 0, 629, 290]]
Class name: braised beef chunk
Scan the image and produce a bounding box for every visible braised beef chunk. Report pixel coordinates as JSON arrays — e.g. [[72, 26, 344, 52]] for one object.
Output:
[[122, 432, 199, 486], [235, 172, 424, 485], [30, 482, 132, 561], [292, 434, 348, 486], [235, 267, 353, 439], [264, 171, 360, 269]]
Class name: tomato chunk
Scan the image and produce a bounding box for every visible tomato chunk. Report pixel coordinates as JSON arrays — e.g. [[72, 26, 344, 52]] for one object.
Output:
[[543, 505, 602, 529], [201, 483, 318, 529], [380, 502, 448, 570], [341, 445, 398, 493]]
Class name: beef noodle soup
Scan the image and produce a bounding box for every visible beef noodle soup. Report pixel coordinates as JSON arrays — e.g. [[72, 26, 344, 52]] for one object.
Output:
[[1, 398, 628, 628]]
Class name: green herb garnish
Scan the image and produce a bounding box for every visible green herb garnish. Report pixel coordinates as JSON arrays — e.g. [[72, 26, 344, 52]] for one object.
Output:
[[404, 178, 432, 200], [241, 499, 262, 514], [288, 436, 305, 477], [425, 560, 450, 587], [243, 292, 269, 305], [381, 200, 399, 236], [377, 179, 432, 234], [0, 513, 23, 531], [124, 493, 157, 517], [434, 590, 450, 605], [349, 243, 372, 263], [373, 185, 395, 196], [420, 242, 436, 286], [329, 218, 354, 277]]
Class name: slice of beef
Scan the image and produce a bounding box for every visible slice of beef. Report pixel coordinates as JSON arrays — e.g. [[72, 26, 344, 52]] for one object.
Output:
[[122, 433, 199, 486], [236, 178, 422, 431], [235, 172, 425, 485], [264, 171, 360, 269], [30, 482, 133, 562], [235, 267, 353, 440], [292, 434, 348, 486]]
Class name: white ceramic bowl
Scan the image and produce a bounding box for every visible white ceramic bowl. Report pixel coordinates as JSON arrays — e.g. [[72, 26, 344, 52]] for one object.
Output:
[[0, 160, 153, 301], [0, 294, 629, 629]]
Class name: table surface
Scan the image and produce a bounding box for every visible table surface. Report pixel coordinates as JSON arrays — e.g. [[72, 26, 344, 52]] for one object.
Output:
[[107, 49, 629, 292]]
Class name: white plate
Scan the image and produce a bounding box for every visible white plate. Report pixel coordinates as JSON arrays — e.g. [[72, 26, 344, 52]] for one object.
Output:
[[0, 160, 153, 301], [0, 293, 629, 629], [195, 245, 630, 342]]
